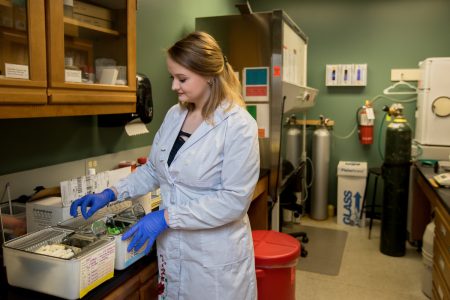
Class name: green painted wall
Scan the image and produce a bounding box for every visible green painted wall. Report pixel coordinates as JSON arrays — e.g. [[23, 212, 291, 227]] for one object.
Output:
[[1, 0, 449, 210], [0, 0, 237, 175], [250, 0, 450, 206]]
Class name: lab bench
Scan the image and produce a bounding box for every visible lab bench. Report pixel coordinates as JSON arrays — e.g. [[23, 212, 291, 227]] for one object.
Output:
[[0, 170, 270, 299], [248, 168, 270, 230], [410, 163, 450, 299]]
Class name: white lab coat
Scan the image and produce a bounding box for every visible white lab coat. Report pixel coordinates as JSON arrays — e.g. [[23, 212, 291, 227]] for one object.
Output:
[[115, 102, 260, 300]]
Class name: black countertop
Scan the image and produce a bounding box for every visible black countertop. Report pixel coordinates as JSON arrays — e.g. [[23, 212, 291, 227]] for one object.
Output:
[[416, 163, 450, 213]]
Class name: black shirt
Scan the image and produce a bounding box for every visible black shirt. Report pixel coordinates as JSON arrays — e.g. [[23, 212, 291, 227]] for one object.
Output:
[[168, 130, 191, 166]]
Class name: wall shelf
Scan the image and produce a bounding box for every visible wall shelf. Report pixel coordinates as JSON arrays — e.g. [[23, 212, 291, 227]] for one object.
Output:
[[0, 0, 12, 8], [64, 17, 120, 37]]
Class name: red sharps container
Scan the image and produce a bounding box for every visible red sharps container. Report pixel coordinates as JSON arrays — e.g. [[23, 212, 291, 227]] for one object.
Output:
[[252, 230, 301, 300]]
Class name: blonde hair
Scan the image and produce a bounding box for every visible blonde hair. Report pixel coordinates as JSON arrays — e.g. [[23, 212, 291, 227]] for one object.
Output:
[[167, 31, 244, 120]]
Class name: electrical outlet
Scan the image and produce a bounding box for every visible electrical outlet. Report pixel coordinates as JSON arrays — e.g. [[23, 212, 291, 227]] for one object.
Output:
[[85, 160, 98, 175], [391, 69, 420, 81]]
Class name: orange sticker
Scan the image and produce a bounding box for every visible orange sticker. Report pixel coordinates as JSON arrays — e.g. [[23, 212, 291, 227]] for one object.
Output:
[[273, 66, 281, 77], [258, 128, 266, 138]]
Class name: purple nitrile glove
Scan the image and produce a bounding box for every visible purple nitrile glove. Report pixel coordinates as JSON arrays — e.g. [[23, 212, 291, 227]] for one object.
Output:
[[70, 188, 116, 219], [122, 209, 168, 255]]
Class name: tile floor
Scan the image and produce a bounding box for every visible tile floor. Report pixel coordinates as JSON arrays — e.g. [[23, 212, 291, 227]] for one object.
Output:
[[291, 216, 430, 300]]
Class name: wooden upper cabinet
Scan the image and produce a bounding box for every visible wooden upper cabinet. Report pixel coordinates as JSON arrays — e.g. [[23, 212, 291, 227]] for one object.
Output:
[[0, 0, 47, 105], [0, 0, 136, 118]]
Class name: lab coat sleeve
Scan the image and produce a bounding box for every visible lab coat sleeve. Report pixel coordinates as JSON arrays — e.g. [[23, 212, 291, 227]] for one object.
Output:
[[168, 110, 260, 229], [113, 114, 168, 201]]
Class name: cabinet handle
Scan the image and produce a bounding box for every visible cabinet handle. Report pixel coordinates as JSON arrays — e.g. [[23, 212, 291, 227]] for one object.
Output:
[[438, 284, 444, 299], [440, 224, 447, 237], [439, 257, 445, 271]]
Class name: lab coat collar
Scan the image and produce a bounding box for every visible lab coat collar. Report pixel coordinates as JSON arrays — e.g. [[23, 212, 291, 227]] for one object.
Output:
[[173, 101, 239, 161]]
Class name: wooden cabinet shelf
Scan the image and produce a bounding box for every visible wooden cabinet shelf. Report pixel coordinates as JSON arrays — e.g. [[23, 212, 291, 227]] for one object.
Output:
[[0, 0, 47, 108], [64, 17, 120, 37], [0, 26, 27, 43], [0, 0, 136, 119], [0, 0, 12, 8]]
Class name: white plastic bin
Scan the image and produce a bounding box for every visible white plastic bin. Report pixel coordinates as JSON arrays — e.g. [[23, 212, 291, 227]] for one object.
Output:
[[421, 221, 434, 299], [337, 161, 367, 226]]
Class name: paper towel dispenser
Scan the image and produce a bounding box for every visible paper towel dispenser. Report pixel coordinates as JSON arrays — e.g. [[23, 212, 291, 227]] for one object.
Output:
[[98, 73, 153, 127]]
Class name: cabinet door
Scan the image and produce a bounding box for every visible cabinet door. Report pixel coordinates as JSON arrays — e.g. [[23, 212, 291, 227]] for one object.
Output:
[[140, 275, 158, 300], [46, 0, 136, 112], [0, 0, 47, 106], [139, 262, 159, 300]]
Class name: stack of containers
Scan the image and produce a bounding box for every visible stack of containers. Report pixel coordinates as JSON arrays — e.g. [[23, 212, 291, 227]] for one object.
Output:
[[3, 201, 149, 299], [421, 220, 435, 298]]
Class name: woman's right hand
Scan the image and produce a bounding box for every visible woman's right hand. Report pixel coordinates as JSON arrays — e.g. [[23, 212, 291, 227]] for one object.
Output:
[[70, 188, 116, 219]]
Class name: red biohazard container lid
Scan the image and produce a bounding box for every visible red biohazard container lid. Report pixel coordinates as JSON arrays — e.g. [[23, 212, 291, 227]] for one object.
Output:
[[137, 157, 147, 165], [252, 230, 301, 266]]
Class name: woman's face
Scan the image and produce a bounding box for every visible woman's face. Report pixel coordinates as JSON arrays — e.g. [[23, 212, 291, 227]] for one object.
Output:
[[167, 56, 211, 108]]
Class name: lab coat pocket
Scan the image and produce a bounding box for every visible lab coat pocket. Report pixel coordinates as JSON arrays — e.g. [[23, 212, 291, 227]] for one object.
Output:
[[179, 163, 222, 188], [199, 222, 250, 267], [178, 176, 221, 189]]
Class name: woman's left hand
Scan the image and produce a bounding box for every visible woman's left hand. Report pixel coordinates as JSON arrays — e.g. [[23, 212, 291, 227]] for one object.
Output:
[[122, 209, 168, 255]]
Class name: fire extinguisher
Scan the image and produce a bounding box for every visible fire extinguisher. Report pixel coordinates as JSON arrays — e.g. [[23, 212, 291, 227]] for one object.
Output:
[[357, 100, 375, 144]]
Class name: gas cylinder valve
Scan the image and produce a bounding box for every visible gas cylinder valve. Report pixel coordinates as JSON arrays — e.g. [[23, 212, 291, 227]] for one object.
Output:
[[383, 103, 404, 117]]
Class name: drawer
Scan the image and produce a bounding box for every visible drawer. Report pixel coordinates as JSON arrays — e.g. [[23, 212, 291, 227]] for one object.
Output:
[[432, 263, 450, 300], [435, 208, 450, 249], [140, 274, 158, 300], [103, 272, 141, 300], [434, 236, 450, 288], [139, 261, 158, 283]]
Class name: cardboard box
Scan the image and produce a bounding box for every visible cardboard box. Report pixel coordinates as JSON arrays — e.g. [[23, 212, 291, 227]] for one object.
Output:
[[134, 193, 161, 214], [336, 161, 367, 227], [26, 197, 71, 233], [60, 166, 131, 207], [73, 0, 112, 21], [73, 13, 112, 29]]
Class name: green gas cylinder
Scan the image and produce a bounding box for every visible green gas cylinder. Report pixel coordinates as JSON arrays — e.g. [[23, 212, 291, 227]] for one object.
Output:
[[380, 113, 412, 257], [384, 115, 412, 165]]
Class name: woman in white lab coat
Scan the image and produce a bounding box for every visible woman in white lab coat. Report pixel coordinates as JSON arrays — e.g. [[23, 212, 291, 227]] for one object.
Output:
[[71, 31, 260, 299]]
